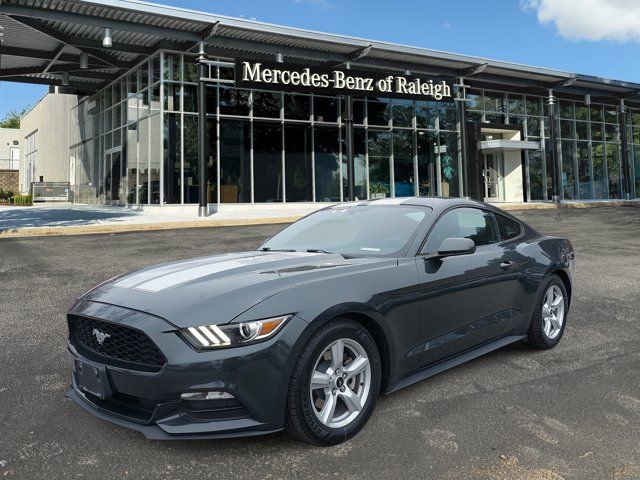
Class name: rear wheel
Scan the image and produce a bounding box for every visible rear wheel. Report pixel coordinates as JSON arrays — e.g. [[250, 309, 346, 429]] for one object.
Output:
[[285, 319, 381, 445], [527, 275, 568, 349]]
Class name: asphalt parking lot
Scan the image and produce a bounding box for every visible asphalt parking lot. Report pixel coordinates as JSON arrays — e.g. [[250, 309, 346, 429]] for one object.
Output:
[[1, 206, 640, 479]]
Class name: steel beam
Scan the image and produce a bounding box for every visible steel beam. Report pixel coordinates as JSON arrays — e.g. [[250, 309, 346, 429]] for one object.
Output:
[[0, 4, 202, 43]]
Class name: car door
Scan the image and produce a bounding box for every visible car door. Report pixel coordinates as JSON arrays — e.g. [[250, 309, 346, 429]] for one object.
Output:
[[416, 207, 520, 366]]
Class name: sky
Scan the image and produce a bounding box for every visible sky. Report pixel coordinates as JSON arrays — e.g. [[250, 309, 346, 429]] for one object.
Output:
[[2, 0, 640, 119]]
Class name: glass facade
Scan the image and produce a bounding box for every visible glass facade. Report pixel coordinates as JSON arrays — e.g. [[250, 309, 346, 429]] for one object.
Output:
[[70, 51, 640, 205]]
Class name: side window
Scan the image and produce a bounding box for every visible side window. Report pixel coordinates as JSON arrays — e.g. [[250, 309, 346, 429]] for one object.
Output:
[[423, 208, 500, 253], [495, 214, 522, 241]]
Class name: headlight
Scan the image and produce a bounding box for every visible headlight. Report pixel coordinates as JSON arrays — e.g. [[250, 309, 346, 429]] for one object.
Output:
[[181, 315, 291, 349]]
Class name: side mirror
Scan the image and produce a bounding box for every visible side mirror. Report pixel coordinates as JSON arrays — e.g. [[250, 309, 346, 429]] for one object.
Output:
[[435, 237, 476, 258]]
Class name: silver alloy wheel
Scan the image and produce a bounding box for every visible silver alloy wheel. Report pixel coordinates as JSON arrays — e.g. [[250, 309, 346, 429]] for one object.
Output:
[[542, 285, 565, 340], [309, 338, 372, 429]]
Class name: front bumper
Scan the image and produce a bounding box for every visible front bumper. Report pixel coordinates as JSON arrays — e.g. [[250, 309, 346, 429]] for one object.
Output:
[[65, 300, 308, 440]]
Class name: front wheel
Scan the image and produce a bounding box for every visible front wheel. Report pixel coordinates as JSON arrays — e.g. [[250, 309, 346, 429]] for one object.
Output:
[[527, 275, 569, 349], [285, 319, 381, 445]]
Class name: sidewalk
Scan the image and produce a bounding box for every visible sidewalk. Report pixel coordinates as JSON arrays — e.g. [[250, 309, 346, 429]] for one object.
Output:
[[0, 200, 637, 238]]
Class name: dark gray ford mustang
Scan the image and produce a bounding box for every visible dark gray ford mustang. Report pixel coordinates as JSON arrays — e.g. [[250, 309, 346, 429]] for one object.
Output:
[[66, 197, 575, 445]]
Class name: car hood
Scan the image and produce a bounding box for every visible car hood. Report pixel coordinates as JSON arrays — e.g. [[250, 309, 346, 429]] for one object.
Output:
[[81, 251, 386, 328]]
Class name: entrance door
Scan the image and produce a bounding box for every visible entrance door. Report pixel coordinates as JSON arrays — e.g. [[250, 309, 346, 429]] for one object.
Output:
[[482, 153, 505, 201], [104, 149, 123, 204]]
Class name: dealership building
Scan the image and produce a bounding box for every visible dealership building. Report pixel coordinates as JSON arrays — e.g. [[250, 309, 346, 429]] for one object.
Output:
[[2, 0, 640, 214]]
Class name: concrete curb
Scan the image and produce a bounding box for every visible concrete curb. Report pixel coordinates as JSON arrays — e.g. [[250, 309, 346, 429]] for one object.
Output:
[[1, 200, 638, 238], [0, 216, 301, 238]]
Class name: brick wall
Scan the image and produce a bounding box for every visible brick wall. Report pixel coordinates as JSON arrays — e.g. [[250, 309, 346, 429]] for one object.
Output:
[[0, 170, 19, 193]]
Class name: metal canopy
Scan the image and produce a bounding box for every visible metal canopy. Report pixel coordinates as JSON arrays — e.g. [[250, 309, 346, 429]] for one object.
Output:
[[1, 0, 640, 102], [478, 139, 542, 153]]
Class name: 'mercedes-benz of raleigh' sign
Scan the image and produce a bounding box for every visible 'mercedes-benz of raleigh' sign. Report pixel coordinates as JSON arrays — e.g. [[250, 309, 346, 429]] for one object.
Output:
[[235, 61, 453, 101]]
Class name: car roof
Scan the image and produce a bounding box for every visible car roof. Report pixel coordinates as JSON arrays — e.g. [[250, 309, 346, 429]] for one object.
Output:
[[335, 196, 488, 209]]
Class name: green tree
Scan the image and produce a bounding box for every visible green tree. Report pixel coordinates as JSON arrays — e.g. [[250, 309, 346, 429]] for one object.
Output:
[[0, 108, 27, 129]]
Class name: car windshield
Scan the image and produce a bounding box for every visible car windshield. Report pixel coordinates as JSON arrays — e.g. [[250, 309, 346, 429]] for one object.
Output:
[[260, 204, 431, 257]]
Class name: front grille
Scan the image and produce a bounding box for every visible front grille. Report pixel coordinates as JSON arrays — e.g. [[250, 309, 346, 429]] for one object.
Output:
[[68, 315, 166, 371]]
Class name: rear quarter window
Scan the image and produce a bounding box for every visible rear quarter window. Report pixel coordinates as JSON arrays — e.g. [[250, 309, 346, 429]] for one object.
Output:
[[496, 214, 522, 241]]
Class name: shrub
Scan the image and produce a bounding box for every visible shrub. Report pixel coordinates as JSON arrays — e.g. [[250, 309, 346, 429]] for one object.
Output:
[[10, 194, 32, 206]]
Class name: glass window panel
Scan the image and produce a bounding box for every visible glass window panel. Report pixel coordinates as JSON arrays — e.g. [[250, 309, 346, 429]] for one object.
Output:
[[139, 116, 150, 204], [605, 124, 620, 142], [591, 106, 603, 122], [484, 113, 505, 124], [591, 122, 603, 141], [528, 150, 544, 200], [508, 95, 525, 115], [219, 88, 250, 116], [576, 121, 588, 140], [438, 106, 457, 130], [151, 56, 160, 84], [183, 115, 199, 203], [559, 101, 573, 119], [392, 100, 414, 128], [314, 126, 341, 202], [284, 124, 312, 202], [219, 119, 251, 203], [126, 124, 138, 204], [163, 53, 181, 82], [575, 105, 589, 121], [439, 132, 460, 198], [526, 97, 541, 116], [592, 142, 606, 199], [633, 127, 640, 144], [139, 65, 148, 91], [466, 91, 480, 110], [561, 140, 575, 199], [184, 57, 198, 83], [253, 91, 281, 118], [604, 108, 618, 124], [527, 117, 541, 137], [163, 82, 180, 112], [634, 145, 640, 198], [205, 118, 218, 204], [416, 102, 436, 129], [353, 99, 365, 124], [417, 130, 437, 196], [560, 120, 574, 138], [112, 128, 121, 148], [393, 130, 415, 197], [314, 96, 338, 123], [151, 85, 161, 112], [163, 112, 181, 203], [353, 127, 367, 199], [367, 99, 390, 126], [206, 85, 217, 114], [183, 85, 197, 113], [631, 112, 640, 126], [368, 130, 391, 198], [482, 91, 504, 112], [606, 143, 621, 199], [577, 141, 592, 199], [284, 94, 310, 120], [253, 122, 283, 202]]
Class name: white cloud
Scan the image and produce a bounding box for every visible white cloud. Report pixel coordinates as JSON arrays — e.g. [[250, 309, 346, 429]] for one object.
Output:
[[521, 0, 640, 42], [443, 21, 453, 32]]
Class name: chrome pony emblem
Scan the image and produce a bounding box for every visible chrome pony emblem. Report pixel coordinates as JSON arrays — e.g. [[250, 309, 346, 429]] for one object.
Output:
[[92, 328, 111, 345]]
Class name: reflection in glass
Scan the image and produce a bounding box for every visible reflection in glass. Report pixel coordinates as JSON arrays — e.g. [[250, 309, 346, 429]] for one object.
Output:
[[528, 150, 544, 200], [163, 112, 181, 203], [183, 115, 199, 203], [314, 126, 341, 202], [253, 122, 283, 202], [368, 130, 391, 198], [285, 124, 312, 202], [393, 130, 415, 197], [392, 100, 413, 128], [285, 94, 310, 120], [314, 96, 338, 123], [126, 124, 137, 204], [592, 142, 606, 199], [353, 128, 367, 199], [417, 131, 437, 196], [577, 141, 592, 199], [367, 99, 390, 126], [206, 119, 217, 204], [219, 119, 251, 203], [219, 88, 250, 116], [439, 132, 460, 197], [149, 114, 161, 203], [606, 143, 621, 199], [561, 140, 575, 199], [253, 91, 281, 118]]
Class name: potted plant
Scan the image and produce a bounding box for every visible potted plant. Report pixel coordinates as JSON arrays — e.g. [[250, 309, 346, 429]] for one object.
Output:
[[369, 182, 390, 199]]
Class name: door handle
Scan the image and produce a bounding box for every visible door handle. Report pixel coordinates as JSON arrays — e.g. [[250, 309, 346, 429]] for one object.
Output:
[[500, 261, 517, 270]]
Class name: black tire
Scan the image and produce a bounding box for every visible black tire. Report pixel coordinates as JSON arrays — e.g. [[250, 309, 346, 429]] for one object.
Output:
[[526, 274, 569, 349], [285, 318, 381, 446]]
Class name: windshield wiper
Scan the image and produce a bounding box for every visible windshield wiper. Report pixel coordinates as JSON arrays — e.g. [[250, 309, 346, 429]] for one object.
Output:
[[306, 248, 333, 254], [259, 247, 297, 252]]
